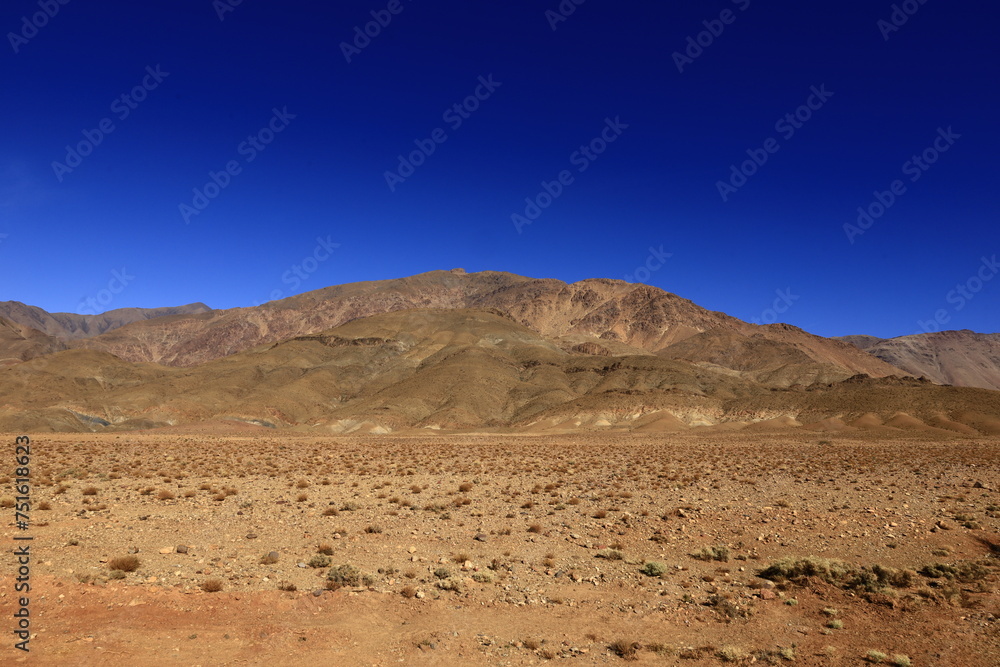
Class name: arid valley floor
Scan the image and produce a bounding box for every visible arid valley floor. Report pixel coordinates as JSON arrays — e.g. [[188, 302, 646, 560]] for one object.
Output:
[[2, 429, 998, 665]]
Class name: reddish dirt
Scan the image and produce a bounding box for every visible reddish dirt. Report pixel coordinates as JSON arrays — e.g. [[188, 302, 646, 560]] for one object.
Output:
[[1, 432, 998, 665]]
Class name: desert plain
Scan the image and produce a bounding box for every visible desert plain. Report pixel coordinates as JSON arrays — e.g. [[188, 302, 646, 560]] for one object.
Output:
[[2, 428, 997, 666]]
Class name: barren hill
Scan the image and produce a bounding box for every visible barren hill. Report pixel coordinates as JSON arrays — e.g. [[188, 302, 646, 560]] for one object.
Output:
[[0, 316, 66, 367], [839, 330, 1000, 391], [3, 308, 999, 435], [0, 300, 212, 340], [60, 270, 903, 386]]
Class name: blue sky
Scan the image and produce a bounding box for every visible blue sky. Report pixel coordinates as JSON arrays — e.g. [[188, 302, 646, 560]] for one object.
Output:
[[1, 0, 996, 338]]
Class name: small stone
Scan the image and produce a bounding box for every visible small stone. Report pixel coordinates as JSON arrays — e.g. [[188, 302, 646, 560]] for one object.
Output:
[[246, 533, 258, 539], [159, 547, 172, 555], [312, 589, 323, 597], [759, 588, 777, 600], [176, 545, 189, 554], [474, 534, 488, 542]]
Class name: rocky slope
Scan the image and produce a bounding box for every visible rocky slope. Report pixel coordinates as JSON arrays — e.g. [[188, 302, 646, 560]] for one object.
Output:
[[55, 270, 903, 386], [0, 317, 67, 367], [3, 308, 999, 435], [0, 300, 212, 340], [839, 330, 1000, 391]]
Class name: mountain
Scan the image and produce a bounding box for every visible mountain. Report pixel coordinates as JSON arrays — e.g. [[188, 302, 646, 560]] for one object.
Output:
[[839, 330, 1000, 391], [2, 308, 998, 435], [4, 269, 999, 434], [60, 270, 903, 386], [0, 301, 213, 340], [0, 317, 67, 367]]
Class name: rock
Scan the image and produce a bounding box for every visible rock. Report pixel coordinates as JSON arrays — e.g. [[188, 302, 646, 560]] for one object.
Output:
[[128, 546, 139, 554], [159, 547, 173, 554], [759, 588, 777, 600], [312, 589, 323, 597], [474, 534, 488, 542], [176, 545, 189, 554], [246, 533, 258, 539], [408, 546, 416, 553]]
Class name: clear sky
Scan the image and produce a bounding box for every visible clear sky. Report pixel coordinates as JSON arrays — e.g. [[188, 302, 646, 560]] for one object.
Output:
[[1, 0, 996, 338]]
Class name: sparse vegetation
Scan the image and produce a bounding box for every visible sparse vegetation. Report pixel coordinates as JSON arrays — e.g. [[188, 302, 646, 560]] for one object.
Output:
[[691, 545, 730, 562], [609, 639, 638, 660], [326, 564, 370, 589], [308, 554, 332, 569], [108, 555, 140, 572], [758, 557, 916, 593], [201, 578, 224, 593], [640, 561, 667, 577]]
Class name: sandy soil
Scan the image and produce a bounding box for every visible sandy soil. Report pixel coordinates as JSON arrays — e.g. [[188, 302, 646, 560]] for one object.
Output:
[[1, 431, 997, 665]]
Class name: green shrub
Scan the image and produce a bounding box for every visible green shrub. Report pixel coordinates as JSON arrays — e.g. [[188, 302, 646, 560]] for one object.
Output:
[[436, 576, 464, 593], [327, 564, 364, 588], [308, 554, 331, 569], [640, 561, 667, 577], [691, 545, 730, 562], [758, 557, 915, 593]]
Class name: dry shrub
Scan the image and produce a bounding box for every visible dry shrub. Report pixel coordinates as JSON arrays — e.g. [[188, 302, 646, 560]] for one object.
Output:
[[609, 640, 638, 660], [108, 555, 140, 572], [202, 578, 224, 593]]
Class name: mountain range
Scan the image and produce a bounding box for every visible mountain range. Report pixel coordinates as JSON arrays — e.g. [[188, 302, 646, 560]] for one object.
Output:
[[1, 269, 998, 434]]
